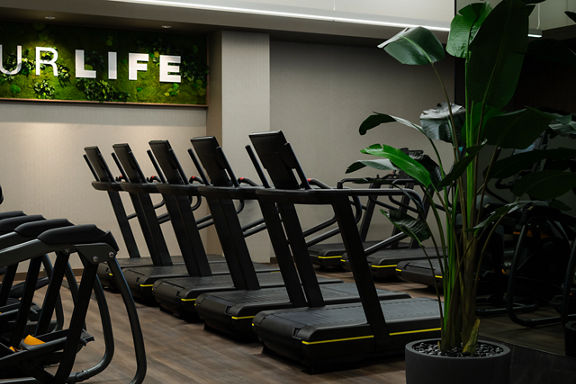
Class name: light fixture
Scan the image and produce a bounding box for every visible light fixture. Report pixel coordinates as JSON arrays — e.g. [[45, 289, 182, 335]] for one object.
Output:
[[161, 25, 173, 29], [107, 0, 451, 32], [44, 16, 56, 20]]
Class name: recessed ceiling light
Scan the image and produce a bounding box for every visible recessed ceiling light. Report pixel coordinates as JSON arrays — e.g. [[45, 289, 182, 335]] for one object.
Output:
[[161, 25, 172, 29], [44, 16, 56, 20]]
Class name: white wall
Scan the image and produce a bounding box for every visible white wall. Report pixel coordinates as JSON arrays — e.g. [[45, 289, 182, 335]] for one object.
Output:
[[0, 34, 456, 267], [206, 31, 274, 262], [0, 101, 206, 264], [270, 40, 454, 240]]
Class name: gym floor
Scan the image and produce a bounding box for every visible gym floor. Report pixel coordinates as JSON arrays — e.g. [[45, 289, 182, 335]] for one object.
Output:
[[59, 270, 567, 383]]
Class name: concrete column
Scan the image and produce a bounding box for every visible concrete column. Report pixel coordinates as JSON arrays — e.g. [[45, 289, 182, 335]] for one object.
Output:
[[206, 30, 273, 262]]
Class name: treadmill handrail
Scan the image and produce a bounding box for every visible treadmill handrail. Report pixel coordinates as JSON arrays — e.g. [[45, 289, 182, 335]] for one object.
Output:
[[252, 187, 427, 344]]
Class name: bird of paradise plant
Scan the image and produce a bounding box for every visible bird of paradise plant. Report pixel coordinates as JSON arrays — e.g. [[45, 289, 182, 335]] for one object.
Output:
[[348, 0, 576, 354]]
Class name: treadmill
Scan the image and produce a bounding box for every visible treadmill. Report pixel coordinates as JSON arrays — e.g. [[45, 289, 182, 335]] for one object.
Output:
[[114, 142, 278, 304], [308, 174, 421, 270], [248, 131, 441, 370], [339, 155, 439, 279], [191, 136, 410, 340], [85, 146, 178, 289], [148, 140, 341, 321], [113, 144, 277, 304]]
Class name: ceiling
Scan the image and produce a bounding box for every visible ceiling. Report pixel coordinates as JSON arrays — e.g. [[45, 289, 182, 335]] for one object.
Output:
[[0, 0, 449, 44]]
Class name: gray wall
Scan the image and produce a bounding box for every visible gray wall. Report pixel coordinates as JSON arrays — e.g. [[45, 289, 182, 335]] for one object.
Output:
[[0, 102, 206, 265], [270, 40, 454, 241], [0, 35, 455, 266]]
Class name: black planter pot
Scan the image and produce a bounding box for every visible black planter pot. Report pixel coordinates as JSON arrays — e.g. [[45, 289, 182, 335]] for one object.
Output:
[[566, 321, 576, 357], [405, 339, 511, 384]]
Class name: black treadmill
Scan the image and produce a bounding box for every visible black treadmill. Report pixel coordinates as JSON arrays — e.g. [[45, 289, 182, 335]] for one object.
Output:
[[148, 139, 341, 320], [192, 136, 410, 339], [85, 146, 191, 289], [337, 151, 440, 279], [308, 175, 411, 269], [115, 142, 279, 305], [84, 147, 230, 288], [395, 259, 444, 286], [248, 131, 441, 370]]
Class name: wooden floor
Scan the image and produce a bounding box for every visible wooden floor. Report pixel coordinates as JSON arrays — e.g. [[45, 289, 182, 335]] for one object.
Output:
[[55, 270, 568, 384]]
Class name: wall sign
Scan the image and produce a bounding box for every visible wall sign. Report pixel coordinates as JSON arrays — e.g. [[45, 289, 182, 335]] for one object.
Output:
[[0, 22, 208, 106]]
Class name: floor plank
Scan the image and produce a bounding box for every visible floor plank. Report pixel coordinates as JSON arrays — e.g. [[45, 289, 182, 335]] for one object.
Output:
[[33, 269, 570, 383]]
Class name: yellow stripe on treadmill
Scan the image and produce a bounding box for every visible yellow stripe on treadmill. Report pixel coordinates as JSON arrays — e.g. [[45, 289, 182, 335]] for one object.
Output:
[[317, 255, 343, 260], [139, 284, 154, 288], [370, 264, 397, 269], [434, 275, 443, 279], [231, 315, 255, 320], [395, 268, 403, 272], [389, 327, 441, 336], [180, 298, 197, 302], [301, 335, 374, 345]]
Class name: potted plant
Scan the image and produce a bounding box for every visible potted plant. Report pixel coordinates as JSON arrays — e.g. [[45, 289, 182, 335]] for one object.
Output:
[[348, 0, 576, 382]]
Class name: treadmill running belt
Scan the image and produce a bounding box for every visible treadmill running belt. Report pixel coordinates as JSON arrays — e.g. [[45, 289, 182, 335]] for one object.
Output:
[[253, 297, 441, 369], [124, 262, 280, 302], [152, 273, 342, 320], [195, 283, 410, 339]]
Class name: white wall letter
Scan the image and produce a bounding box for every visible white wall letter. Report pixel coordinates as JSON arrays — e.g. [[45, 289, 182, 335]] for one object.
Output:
[[0, 45, 22, 75], [108, 52, 117, 80], [159, 55, 181, 83], [36, 47, 58, 76], [128, 53, 148, 81], [75, 50, 96, 79]]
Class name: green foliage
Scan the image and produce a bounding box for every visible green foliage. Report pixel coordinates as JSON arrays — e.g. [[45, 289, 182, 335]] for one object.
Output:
[[33, 79, 55, 99], [76, 79, 128, 102], [490, 148, 576, 179], [57, 64, 71, 87], [420, 103, 466, 143], [0, 22, 208, 105], [467, 0, 531, 110], [512, 170, 576, 199], [484, 108, 555, 148], [385, 209, 432, 242], [9, 84, 21, 95], [164, 83, 180, 97], [378, 27, 445, 65], [446, 3, 491, 58], [348, 0, 576, 354], [361, 144, 432, 187]]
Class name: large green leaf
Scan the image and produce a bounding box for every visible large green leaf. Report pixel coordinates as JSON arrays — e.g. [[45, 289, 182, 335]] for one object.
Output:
[[474, 200, 531, 231], [490, 148, 576, 179], [420, 103, 465, 144], [359, 113, 422, 135], [361, 144, 432, 187], [485, 108, 554, 149], [385, 209, 432, 242], [438, 144, 485, 189], [378, 27, 445, 66], [346, 159, 397, 174], [468, 0, 533, 109], [512, 170, 576, 199], [447, 3, 492, 58]]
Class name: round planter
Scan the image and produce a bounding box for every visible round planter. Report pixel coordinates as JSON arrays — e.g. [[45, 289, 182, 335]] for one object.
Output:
[[566, 321, 576, 357], [405, 339, 511, 384]]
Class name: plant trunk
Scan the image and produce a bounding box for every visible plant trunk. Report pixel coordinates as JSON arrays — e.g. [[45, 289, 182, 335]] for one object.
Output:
[[441, 236, 480, 353]]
